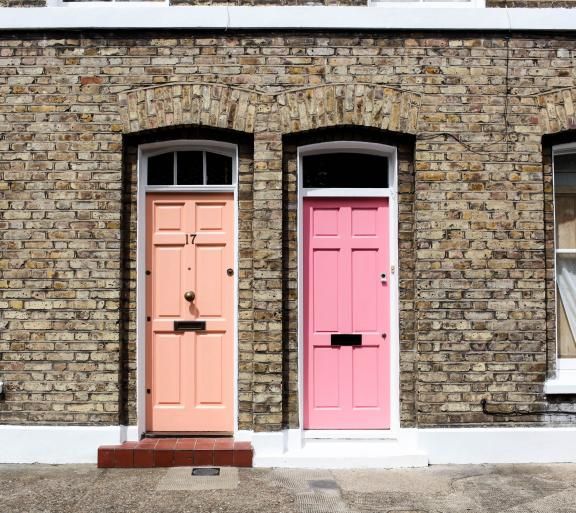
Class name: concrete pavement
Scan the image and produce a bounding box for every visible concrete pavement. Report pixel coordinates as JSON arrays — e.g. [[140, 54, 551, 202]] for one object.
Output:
[[1, 463, 576, 513]]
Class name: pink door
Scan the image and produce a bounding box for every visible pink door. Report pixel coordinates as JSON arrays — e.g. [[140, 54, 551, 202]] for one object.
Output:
[[146, 193, 234, 432], [304, 198, 390, 429]]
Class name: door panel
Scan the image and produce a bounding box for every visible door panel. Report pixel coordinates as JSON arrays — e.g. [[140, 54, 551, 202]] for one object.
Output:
[[313, 346, 341, 408], [154, 247, 184, 317], [196, 245, 224, 316], [352, 249, 379, 332], [196, 334, 224, 405], [146, 193, 234, 432], [313, 250, 340, 332], [304, 197, 390, 429], [153, 333, 182, 405]]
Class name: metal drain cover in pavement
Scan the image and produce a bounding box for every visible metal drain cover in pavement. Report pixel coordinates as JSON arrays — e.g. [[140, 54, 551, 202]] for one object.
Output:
[[192, 467, 220, 476], [309, 480, 339, 490], [156, 467, 239, 491]]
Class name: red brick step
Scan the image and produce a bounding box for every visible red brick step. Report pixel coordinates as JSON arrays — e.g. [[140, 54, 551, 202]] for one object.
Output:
[[98, 438, 253, 468]]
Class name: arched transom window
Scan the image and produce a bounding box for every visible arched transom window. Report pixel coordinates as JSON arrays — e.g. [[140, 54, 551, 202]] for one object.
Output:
[[146, 150, 234, 187]]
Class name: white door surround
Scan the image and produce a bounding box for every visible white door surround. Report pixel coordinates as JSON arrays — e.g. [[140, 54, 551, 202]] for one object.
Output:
[[297, 141, 400, 440], [136, 140, 239, 438]]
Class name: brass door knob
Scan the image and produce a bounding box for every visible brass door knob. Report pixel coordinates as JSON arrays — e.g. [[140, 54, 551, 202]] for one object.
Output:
[[184, 290, 195, 302]]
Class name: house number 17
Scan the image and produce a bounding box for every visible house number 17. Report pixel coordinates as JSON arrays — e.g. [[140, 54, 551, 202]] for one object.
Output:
[[186, 233, 197, 245]]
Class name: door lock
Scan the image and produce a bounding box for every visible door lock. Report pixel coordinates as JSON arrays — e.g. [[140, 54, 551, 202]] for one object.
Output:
[[380, 273, 387, 283], [184, 290, 195, 302]]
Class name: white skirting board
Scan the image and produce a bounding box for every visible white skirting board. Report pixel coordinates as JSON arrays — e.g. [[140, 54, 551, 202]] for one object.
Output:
[[244, 427, 576, 468], [2, 425, 576, 466], [418, 427, 576, 464], [0, 425, 139, 464]]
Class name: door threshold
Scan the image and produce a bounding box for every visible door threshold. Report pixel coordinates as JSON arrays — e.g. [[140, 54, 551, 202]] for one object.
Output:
[[144, 432, 233, 438], [303, 429, 395, 440]]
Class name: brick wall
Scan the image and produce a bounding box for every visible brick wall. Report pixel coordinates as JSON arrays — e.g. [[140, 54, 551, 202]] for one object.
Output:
[[1, 31, 576, 429], [6, 1, 576, 8]]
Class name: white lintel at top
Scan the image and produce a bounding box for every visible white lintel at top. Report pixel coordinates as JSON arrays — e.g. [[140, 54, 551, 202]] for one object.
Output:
[[0, 6, 576, 31]]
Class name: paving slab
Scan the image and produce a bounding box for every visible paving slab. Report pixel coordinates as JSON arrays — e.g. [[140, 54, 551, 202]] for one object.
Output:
[[1, 463, 575, 513]]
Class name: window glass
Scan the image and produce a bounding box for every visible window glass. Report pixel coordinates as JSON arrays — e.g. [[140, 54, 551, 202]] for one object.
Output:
[[206, 152, 233, 185], [303, 153, 388, 189], [147, 152, 173, 186], [147, 149, 233, 187], [554, 152, 576, 359], [555, 154, 576, 187], [177, 151, 203, 186]]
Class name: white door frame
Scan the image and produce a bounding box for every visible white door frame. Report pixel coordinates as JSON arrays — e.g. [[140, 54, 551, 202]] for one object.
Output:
[[136, 139, 239, 437], [297, 141, 400, 439]]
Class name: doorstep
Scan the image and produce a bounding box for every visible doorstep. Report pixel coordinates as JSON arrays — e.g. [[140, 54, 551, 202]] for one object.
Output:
[[252, 433, 429, 469], [98, 438, 253, 469]]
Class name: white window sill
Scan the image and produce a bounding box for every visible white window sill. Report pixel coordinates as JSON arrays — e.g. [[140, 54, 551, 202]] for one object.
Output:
[[545, 371, 576, 394], [3, 8, 576, 32]]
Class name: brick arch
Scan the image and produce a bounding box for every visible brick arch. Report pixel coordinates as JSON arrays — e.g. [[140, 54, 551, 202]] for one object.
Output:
[[277, 84, 421, 135], [538, 87, 576, 135], [118, 83, 260, 134]]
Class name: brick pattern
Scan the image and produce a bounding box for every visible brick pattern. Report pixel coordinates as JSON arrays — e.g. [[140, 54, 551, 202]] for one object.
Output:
[[277, 85, 421, 134], [251, 100, 285, 430], [6, 0, 576, 7], [119, 83, 421, 136], [97, 438, 253, 468], [9, 0, 576, 7], [2, 33, 576, 430], [538, 88, 576, 135], [119, 84, 259, 134], [0, 0, 45, 6]]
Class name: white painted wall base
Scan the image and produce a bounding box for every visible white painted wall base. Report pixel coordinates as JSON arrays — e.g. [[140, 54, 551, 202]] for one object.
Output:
[[419, 427, 576, 464], [0, 425, 138, 464], [3, 425, 576, 466], [247, 429, 428, 468], [240, 427, 576, 468]]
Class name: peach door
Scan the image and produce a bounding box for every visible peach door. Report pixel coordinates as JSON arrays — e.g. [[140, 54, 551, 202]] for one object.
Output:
[[304, 198, 390, 429], [146, 193, 234, 432]]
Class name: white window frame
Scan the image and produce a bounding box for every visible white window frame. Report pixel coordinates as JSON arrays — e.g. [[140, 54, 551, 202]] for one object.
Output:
[[144, 143, 236, 191], [545, 142, 576, 394]]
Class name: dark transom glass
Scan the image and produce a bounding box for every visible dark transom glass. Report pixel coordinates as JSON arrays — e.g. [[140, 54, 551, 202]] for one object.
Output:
[[147, 150, 233, 186], [303, 153, 388, 188]]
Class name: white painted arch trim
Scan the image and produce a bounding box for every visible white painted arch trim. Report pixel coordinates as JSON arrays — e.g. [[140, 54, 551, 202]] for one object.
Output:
[[2, 7, 576, 31], [136, 139, 240, 437], [297, 141, 400, 439]]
